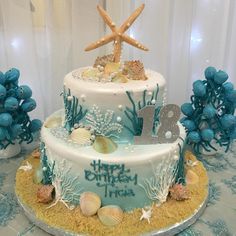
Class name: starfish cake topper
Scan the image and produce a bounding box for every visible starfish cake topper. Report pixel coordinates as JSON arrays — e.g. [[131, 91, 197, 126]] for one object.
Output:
[[85, 4, 148, 63]]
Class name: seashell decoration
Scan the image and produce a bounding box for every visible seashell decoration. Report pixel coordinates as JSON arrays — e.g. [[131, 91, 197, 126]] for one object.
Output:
[[31, 148, 40, 159], [37, 185, 55, 203], [70, 128, 92, 145], [123, 60, 147, 80], [104, 62, 120, 75], [94, 54, 114, 68], [79, 192, 101, 216], [81, 68, 99, 79], [97, 205, 124, 226], [93, 136, 117, 154], [186, 169, 199, 185], [33, 166, 43, 184], [44, 116, 62, 128], [169, 184, 190, 201], [112, 73, 128, 83]]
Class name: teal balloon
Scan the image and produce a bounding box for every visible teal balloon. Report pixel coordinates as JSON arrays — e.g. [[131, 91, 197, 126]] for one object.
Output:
[[5, 68, 20, 83], [223, 82, 234, 92], [181, 103, 194, 116], [188, 131, 201, 143], [4, 97, 19, 111], [0, 127, 6, 141], [193, 80, 206, 97], [0, 84, 6, 100], [203, 105, 216, 119], [221, 114, 236, 129], [182, 119, 196, 131], [0, 113, 13, 127], [21, 98, 36, 112], [201, 129, 214, 142], [11, 124, 23, 138], [16, 85, 32, 99], [204, 66, 216, 80], [29, 119, 42, 132], [0, 71, 6, 85], [213, 70, 228, 85], [226, 90, 236, 103]]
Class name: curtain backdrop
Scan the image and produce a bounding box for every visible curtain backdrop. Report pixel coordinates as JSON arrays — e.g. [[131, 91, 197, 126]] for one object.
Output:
[[0, 0, 236, 120]]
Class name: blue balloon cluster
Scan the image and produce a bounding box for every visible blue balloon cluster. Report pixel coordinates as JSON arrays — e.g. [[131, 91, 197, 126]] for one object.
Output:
[[181, 66, 236, 153], [0, 68, 42, 149]]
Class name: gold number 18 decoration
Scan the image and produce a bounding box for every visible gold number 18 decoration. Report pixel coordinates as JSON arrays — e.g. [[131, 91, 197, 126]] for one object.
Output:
[[134, 104, 181, 145]]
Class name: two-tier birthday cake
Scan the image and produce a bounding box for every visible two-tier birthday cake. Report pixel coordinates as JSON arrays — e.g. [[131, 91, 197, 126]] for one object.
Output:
[[15, 4, 208, 236]]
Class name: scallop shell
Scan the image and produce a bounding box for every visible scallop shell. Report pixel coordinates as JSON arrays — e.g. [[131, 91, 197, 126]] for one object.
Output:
[[94, 54, 114, 68], [44, 116, 62, 128], [186, 169, 199, 185], [93, 136, 117, 154], [97, 205, 123, 226], [123, 60, 147, 80], [169, 184, 190, 201], [79, 192, 101, 216], [70, 128, 91, 145]]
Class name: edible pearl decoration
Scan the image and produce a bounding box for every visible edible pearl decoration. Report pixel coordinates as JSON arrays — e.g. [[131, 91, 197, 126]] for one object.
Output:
[[151, 99, 156, 105], [116, 116, 122, 122], [118, 105, 123, 110], [67, 96, 73, 101]]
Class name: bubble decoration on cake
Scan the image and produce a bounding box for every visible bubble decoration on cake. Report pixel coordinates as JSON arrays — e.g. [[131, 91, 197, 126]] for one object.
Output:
[[181, 66, 236, 154], [0, 68, 42, 150]]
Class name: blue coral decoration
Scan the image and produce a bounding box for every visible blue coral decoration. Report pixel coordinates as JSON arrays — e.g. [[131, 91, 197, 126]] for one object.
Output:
[[62, 87, 87, 133], [0, 192, 21, 226], [181, 67, 236, 154], [0, 68, 42, 149], [124, 84, 160, 135]]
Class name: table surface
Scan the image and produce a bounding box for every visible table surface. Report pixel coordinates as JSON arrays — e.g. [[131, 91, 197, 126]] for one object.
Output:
[[0, 144, 236, 236]]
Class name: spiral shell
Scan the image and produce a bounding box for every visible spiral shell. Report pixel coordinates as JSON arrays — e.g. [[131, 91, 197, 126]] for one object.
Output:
[[70, 128, 91, 145], [79, 192, 101, 216], [97, 205, 123, 226], [37, 185, 55, 203]]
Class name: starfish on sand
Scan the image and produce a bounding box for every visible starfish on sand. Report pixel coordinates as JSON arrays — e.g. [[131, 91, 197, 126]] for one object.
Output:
[[85, 4, 148, 63], [140, 207, 152, 224]]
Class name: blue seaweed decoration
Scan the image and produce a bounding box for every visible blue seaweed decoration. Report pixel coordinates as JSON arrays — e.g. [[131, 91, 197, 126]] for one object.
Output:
[[181, 67, 236, 154], [175, 142, 186, 185], [124, 84, 160, 135], [0, 68, 42, 149], [62, 87, 87, 133], [40, 142, 55, 185]]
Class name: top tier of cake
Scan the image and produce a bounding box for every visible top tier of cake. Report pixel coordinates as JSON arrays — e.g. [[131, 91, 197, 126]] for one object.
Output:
[[63, 66, 166, 143]]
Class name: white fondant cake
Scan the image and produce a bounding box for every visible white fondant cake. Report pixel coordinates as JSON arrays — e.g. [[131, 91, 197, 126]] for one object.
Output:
[[40, 66, 186, 211]]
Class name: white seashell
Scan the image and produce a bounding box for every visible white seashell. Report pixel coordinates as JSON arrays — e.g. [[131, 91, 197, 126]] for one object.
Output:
[[79, 192, 101, 216], [44, 116, 62, 128], [70, 128, 91, 145], [97, 205, 123, 226]]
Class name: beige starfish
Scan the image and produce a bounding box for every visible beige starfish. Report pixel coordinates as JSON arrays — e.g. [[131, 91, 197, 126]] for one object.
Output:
[[85, 4, 148, 63]]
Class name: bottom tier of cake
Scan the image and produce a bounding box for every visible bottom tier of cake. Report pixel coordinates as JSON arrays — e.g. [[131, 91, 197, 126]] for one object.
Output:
[[15, 151, 208, 236]]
